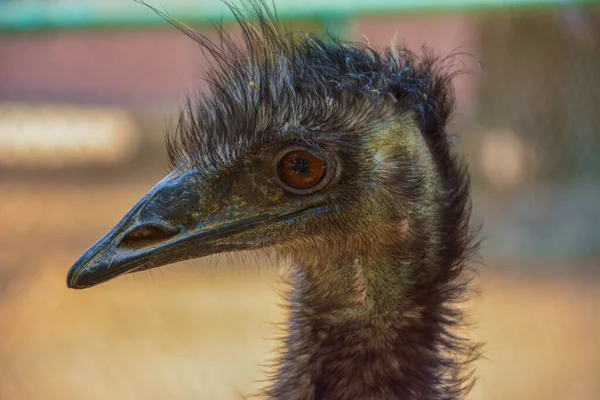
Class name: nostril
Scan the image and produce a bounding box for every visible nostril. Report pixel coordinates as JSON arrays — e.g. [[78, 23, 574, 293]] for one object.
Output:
[[127, 226, 168, 240], [119, 224, 180, 248]]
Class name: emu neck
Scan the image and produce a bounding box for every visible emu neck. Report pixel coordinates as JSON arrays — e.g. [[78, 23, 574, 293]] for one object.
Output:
[[265, 119, 474, 399], [267, 247, 468, 400]]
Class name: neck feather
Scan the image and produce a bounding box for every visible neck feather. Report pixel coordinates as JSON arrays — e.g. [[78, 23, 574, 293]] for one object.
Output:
[[264, 116, 479, 399], [264, 246, 476, 400]]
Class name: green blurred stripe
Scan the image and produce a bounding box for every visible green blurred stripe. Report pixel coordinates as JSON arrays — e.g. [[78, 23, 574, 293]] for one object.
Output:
[[0, 0, 597, 31]]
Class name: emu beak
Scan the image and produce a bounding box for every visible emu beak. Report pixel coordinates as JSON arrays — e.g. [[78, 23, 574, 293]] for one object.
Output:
[[66, 169, 307, 289]]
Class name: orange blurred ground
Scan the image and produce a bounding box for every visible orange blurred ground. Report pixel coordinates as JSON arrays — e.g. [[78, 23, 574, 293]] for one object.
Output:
[[1, 178, 599, 400]]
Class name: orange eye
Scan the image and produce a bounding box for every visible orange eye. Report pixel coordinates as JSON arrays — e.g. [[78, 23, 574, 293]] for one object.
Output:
[[277, 150, 327, 189]]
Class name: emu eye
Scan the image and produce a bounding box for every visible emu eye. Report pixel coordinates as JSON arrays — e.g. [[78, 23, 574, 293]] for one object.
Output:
[[277, 149, 328, 193]]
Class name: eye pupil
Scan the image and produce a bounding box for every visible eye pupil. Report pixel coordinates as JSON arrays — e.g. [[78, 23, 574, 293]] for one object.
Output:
[[291, 157, 310, 174], [277, 149, 327, 190]]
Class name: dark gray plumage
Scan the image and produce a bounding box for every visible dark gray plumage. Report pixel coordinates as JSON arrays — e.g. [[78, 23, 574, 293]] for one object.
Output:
[[67, 1, 481, 398]]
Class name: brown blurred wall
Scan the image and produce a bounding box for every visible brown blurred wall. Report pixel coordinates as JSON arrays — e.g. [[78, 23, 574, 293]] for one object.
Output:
[[0, 13, 479, 117]]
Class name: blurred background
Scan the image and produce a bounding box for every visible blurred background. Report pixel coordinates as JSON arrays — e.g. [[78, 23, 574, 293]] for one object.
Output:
[[1, 0, 599, 399]]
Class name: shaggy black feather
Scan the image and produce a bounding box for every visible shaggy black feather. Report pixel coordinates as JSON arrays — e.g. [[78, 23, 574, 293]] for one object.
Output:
[[137, 1, 481, 399]]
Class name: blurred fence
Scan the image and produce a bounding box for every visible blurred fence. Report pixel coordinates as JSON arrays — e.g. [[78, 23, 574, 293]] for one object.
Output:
[[475, 8, 600, 186], [468, 7, 600, 266]]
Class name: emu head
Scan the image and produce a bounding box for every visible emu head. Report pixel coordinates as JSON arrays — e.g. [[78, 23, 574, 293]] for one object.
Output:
[[67, 2, 469, 290]]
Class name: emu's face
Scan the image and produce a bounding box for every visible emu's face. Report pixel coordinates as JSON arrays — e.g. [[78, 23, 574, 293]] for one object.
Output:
[[67, 119, 420, 289], [66, 2, 449, 289]]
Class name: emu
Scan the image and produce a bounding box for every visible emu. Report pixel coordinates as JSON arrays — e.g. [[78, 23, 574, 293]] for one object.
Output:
[[67, 1, 480, 398]]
